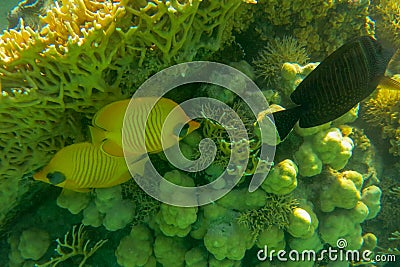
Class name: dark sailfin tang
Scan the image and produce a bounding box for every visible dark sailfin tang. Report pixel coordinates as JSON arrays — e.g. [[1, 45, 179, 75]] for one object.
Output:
[[272, 35, 400, 141]]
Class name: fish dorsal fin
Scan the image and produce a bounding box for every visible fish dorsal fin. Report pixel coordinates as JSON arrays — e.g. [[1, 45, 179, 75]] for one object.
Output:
[[271, 106, 302, 141], [89, 126, 106, 145], [101, 139, 124, 157], [378, 76, 400, 91]]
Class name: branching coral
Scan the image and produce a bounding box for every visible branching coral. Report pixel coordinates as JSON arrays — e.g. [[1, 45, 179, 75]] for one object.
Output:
[[364, 86, 400, 156], [253, 0, 373, 58], [0, 0, 254, 228], [35, 224, 107, 267], [373, 0, 400, 46]]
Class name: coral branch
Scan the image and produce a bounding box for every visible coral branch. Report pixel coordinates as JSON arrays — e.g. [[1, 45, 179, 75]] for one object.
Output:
[[35, 224, 107, 267]]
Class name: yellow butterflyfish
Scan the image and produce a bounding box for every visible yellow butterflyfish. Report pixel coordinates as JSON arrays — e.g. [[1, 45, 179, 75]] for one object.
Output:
[[90, 97, 200, 158], [33, 142, 131, 192]]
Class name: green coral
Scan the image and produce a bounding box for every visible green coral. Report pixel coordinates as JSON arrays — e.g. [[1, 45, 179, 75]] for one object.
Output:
[[294, 127, 355, 177], [286, 205, 318, 239], [155, 204, 198, 237], [0, 0, 253, 228], [361, 185, 382, 220], [254, 0, 373, 58], [237, 193, 298, 235], [154, 234, 190, 267], [261, 159, 298, 195], [204, 220, 254, 261], [253, 36, 309, 87], [319, 201, 370, 250], [319, 170, 363, 212], [364, 84, 400, 156], [115, 224, 154, 267]]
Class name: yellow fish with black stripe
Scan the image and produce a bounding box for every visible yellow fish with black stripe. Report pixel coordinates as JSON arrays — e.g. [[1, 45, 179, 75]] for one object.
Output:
[[90, 97, 200, 158], [33, 142, 131, 192]]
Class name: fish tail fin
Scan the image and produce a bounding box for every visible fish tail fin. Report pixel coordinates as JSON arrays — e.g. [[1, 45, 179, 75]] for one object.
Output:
[[89, 126, 106, 145], [271, 106, 301, 141]]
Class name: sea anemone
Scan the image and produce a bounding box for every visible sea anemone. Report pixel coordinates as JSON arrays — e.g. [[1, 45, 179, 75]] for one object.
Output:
[[253, 36, 309, 87]]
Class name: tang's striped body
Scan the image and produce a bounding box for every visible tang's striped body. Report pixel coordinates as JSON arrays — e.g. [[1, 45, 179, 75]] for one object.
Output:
[[33, 143, 130, 191], [90, 97, 200, 158], [271, 36, 400, 140], [292, 36, 387, 127]]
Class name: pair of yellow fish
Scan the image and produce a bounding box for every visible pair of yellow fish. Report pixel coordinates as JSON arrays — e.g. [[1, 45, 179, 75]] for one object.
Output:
[[33, 97, 200, 192]]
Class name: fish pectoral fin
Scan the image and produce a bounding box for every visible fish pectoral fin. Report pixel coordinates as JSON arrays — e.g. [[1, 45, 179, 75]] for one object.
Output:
[[89, 126, 106, 145], [272, 106, 301, 141], [101, 140, 124, 157], [378, 76, 400, 90]]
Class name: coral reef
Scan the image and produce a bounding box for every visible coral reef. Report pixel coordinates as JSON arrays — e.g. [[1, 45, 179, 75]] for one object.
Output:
[[35, 224, 107, 267], [364, 84, 400, 156], [0, 0, 253, 229], [237, 193, 299, 236], [253, 36, 309, 88], [372, 0, 400, 46], [253, 0, 374, 59], [7, 0, 55, 29], [0, 1, 395, 266]]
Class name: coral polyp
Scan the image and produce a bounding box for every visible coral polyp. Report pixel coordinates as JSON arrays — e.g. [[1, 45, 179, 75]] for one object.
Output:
[[364, 84, 400, 156], [253, 36, 309, 87]]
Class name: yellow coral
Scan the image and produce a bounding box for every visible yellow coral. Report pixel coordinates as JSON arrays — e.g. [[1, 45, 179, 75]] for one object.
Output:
[[254, 0, 372, 58], [0, 0, 254, 227], [35, 224, 107, 267], [364, 85, 400, 156], [374, 0, 400, 46]]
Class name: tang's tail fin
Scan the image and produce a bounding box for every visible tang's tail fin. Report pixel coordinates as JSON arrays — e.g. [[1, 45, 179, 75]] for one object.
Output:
[[271, 106, 301, 141]]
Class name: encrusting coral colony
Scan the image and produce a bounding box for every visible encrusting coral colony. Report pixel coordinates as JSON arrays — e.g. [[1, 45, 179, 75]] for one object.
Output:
[[0, 0, 399, 266]]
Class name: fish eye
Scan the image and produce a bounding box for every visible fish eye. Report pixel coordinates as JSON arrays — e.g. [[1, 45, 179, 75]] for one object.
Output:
[[46, 171, 66, 185], [174, 123, 189, 138]]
